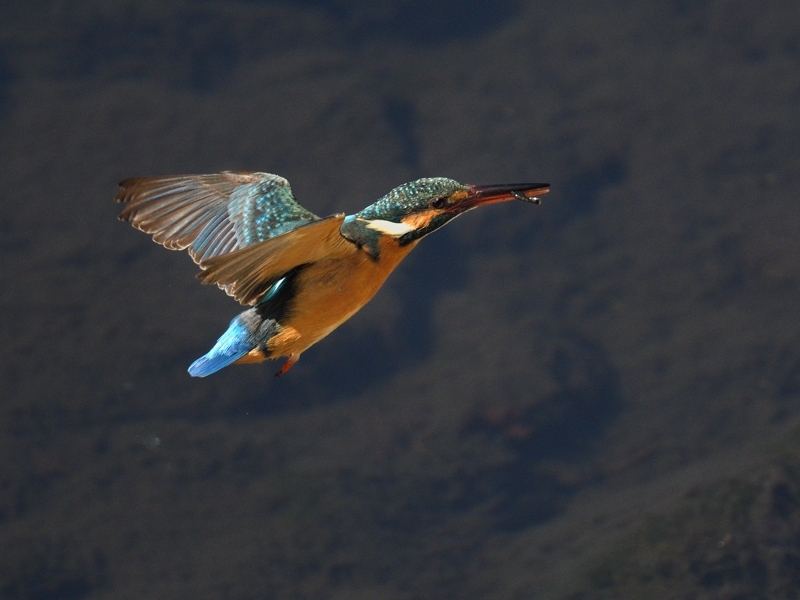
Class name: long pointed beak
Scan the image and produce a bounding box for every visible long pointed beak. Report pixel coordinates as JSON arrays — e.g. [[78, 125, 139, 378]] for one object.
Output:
[[461, 182, 550, 209]]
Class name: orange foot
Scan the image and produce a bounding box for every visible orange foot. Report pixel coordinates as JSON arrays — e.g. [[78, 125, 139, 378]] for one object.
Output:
[[275, 354, 298, 377]]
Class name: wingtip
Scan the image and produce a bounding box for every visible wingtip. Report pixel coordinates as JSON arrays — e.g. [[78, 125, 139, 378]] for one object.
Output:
[[114, 178, 139, 203]]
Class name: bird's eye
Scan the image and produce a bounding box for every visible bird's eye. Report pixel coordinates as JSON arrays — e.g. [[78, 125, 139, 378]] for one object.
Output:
[[430, 196, 447, 209]]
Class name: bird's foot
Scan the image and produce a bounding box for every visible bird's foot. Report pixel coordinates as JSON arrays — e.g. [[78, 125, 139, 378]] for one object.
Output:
[[275, 355, 298, 377]]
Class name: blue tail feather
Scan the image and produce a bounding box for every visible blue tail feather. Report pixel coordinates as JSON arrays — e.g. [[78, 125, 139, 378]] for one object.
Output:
[[188, 315, 254, 377]]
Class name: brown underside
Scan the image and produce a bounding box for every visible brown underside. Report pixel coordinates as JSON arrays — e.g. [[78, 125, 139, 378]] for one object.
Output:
[[265, 236, 418, 360]]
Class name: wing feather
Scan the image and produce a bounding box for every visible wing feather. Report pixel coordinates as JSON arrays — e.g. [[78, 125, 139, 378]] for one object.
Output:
[[197, 214, 352, 305], [116, 171, 320, 263]]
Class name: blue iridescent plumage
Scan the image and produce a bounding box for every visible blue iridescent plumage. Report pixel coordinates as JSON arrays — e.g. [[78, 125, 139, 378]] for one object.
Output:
[[356, 178, 468, 221], [188, 308, 279, 377]]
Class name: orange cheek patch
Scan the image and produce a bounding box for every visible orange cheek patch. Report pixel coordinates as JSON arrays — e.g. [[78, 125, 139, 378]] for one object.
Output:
[[401, 209, 438, 230]]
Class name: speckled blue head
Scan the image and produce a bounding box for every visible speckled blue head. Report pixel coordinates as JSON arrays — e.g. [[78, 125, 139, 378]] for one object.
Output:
[[356, 177, 470, 243], [357, 178, 468, 221]]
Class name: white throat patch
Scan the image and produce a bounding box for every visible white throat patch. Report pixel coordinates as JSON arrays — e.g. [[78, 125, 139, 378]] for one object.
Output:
[[362, 218, 415, 237]]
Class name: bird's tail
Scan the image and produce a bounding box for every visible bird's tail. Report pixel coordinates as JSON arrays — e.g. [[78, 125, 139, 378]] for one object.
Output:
[[188, 311, 265, 377]]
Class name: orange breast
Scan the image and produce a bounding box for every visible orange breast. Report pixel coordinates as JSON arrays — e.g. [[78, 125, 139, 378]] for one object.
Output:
[[266, 236, 418, 358]]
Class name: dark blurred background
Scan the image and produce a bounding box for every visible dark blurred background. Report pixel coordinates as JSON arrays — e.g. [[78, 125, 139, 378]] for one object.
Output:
[[1, 1, 799, 598]]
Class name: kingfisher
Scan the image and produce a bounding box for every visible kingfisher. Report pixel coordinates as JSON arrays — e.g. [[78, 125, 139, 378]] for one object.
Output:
[[116, 172, 549, 377]]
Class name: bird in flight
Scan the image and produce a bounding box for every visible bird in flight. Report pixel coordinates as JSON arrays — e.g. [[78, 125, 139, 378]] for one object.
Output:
[[116, 172, 549, 377]]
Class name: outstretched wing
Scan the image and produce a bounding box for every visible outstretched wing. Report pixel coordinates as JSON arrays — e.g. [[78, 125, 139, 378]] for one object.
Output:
[[115, 171, 319, 263], [198, 214, 354, 305]]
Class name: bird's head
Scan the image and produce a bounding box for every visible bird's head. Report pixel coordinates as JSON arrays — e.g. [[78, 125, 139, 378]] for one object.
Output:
[[354, 177, 550, 245]]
